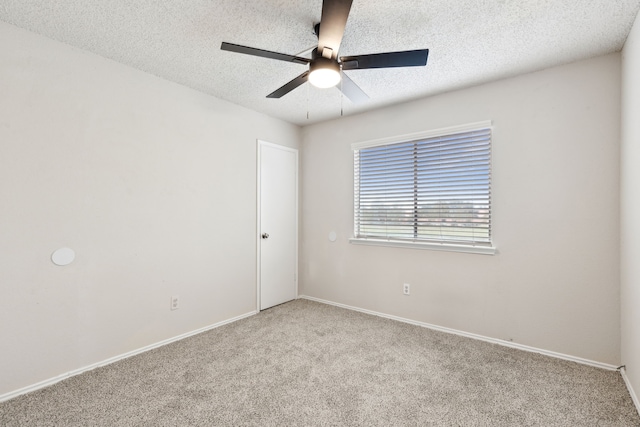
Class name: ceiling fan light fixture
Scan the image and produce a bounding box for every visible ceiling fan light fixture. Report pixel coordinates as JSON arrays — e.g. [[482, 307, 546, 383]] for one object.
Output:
[[308, 57, 341, 88]]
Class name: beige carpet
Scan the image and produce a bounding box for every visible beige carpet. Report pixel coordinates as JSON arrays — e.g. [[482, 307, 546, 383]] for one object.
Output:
[[1, 299, 638, 426]]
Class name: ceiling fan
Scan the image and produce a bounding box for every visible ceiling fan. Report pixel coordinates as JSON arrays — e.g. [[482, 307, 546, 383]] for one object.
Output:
[[220, 0, 429, 103]]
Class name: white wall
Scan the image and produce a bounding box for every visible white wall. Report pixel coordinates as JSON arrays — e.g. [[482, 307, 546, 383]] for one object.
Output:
[[300, 54, 621, 365], [0, 22, 300, 396], [621, 10, 640, 404]]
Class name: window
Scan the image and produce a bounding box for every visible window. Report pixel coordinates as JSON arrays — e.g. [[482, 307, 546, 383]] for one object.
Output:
[[352, 121, 494, 254]]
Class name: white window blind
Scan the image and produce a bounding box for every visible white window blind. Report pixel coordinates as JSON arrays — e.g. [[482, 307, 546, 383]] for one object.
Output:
[[354, 126, 491, 246]]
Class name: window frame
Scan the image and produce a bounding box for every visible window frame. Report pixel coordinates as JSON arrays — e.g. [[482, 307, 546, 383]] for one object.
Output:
[[350, 121, 496, 255]]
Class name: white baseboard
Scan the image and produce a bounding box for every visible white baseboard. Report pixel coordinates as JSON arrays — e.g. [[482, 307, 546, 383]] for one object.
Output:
[[3, 297, 628, 405], [621, 367, 640, 415], [299, 295, 618, 371], [0, 310, 257, 403]]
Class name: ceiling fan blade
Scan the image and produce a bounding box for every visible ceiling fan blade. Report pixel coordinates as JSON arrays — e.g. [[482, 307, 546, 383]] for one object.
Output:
[[295, 45, 316, 58], [339, 72, 369, 103], [341, 49, 429, 70], [317, 0, 353, 59], [221, 42, 310, 65], [266, 71, 310, 98]]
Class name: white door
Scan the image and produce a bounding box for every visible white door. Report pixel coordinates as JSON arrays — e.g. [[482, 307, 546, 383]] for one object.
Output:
[[258, 141, 298, 310]]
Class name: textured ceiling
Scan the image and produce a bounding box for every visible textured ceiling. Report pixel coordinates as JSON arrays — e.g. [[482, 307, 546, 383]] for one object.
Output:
[[1, 1, 639, 126]]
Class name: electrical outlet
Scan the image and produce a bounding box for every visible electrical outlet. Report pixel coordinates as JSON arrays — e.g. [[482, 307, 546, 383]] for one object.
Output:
[[171, 296, 179, 311], [403, 283, 410, 295]]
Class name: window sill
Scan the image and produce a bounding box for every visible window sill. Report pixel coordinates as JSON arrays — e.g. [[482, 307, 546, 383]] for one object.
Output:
[[348, 238, 496, 255]]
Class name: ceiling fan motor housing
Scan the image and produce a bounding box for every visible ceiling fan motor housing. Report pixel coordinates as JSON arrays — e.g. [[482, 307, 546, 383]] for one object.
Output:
[[309, 56, 341, 88]]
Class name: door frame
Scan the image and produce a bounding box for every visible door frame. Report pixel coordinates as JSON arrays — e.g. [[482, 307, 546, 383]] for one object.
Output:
[[256, 140, 299, 312]]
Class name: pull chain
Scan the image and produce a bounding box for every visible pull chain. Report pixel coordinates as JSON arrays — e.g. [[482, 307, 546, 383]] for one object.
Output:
[[340, 75, 344, 116], [306, 80, 310, 120]]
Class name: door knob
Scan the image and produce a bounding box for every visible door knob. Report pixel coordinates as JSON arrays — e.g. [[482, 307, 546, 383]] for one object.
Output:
[[261, 233, 269, 239]]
